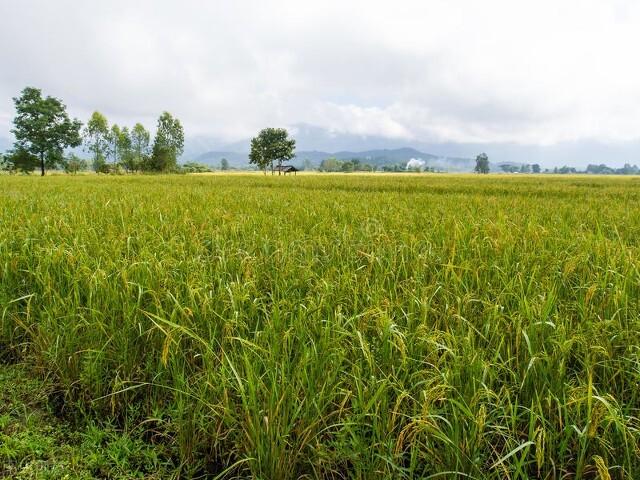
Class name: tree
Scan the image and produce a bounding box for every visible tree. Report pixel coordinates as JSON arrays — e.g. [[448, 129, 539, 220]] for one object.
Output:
[[520, 164, 531, 173], [83, 111, 110, 172], [119, 132, 136, 172], [108, 124, 122, 166], [318, 157, 341, 172], [532, 163, 541, 174], [248, 136, 268, 173], [4, 148, 39, 173], [341, 160, 355, 172], [248, 128, 296, 175], [181, 162, 211, 173], [220, 158, 229, 170], [0, 153, 10, 172], [618, 163, 639, 175], [12, 87, 82, 176], [150, 112, 184, 172], [62, 153, 88, 174], [129, 123, 150, 172], [109, 123, 131, 170], [474, 153, 490, 174]]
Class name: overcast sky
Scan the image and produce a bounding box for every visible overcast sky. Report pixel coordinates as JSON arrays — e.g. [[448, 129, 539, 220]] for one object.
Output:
[[2, 0, 640, 160]]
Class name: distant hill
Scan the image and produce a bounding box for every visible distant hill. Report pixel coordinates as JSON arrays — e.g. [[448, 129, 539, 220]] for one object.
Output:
[[322, 148, 437, 165], [195, 147, 476, 171]]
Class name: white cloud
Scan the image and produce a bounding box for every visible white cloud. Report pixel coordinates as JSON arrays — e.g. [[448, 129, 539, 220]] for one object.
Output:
[[1, 0, 640, 146]]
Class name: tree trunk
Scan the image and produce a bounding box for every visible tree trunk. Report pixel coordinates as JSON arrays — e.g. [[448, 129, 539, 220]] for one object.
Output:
[[40, 153, 45, 176]]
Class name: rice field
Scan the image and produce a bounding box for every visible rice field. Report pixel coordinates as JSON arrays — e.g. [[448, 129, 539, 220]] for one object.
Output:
[[1, 173, 639, 479]]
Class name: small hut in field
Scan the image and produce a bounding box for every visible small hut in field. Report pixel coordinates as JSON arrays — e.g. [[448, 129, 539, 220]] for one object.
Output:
[[274, 165, 298, 175]]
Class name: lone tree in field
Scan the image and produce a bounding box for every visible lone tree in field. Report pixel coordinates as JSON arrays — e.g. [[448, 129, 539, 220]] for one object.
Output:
[[249, 128, 296, 175], [12, 87, 82, 176], [83, 111, 110, 172], [150, 112, 184, 172], [474, 152, 490, 174]]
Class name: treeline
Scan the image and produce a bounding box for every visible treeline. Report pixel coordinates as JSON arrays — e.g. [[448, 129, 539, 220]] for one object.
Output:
[[181, 158, 231, 173], [499, 163, 541, 173], [533, 164, 640, 175], [318, 157, 375, 172], [315, 157, 441, 173], [584, 163, 640, 175], [499, 163, 640, 175], [83, 111, 183, 174], [0, 87, 184, 175]]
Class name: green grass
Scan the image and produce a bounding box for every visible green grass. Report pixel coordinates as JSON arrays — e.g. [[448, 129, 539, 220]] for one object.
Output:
[[0, 363, 176, 479], [1, 173, 639, 478]]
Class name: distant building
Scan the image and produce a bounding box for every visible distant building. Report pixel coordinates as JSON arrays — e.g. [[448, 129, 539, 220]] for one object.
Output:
[[274, 165, 298, 175]]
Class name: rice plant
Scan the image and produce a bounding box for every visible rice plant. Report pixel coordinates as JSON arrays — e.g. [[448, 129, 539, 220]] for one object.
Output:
[[1, 173, 639, 478]]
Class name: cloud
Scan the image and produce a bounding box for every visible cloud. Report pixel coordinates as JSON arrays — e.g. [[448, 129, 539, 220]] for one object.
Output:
[[1, 0, 640, 147]]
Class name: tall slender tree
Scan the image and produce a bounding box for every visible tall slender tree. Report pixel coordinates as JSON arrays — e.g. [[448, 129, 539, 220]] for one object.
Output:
[[119, 127, 132, 158], [115, 126, 133, 172], [12, 87, 82, 176], [109, 124, 122, 166], [130, 123, 150, 171], [83, 111, 110, 172]]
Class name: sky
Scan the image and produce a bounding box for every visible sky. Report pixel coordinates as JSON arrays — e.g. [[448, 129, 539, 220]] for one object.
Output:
[[1, 0, 640, 165]]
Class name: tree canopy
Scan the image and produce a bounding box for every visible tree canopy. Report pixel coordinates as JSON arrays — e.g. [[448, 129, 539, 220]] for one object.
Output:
[[63, 153, 88, 174], [474, 153, 490, 174], [12, 87, 82, 176], [83, 111, 110, 172], [4, 148, 39, 173], [150, 112, 184, 172], [128, 123, 151, 172], [82, 112, 180, 173], [248, 128, 296, 174]]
